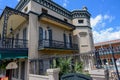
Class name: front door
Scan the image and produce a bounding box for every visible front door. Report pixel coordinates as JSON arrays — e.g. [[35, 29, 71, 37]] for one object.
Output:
[[6, 69, 12, 80], [20, 61, 25, 80]]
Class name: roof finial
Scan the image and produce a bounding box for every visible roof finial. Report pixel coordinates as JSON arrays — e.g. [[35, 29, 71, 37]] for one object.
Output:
[[82, 6, 88, 11]]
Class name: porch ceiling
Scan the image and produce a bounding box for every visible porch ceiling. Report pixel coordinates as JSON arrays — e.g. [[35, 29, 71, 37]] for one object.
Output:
[[7, 14, 27, 36], [0, 6, 28, 37]]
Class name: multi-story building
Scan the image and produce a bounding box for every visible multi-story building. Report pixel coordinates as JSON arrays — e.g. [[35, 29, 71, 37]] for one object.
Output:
[[95, 39, 120, 66], [0, 0, 94, 80]]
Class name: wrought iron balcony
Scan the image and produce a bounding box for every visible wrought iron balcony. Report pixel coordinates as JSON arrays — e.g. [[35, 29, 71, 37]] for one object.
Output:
[[0, 38, 28, 49], [38, 39, 78, 50]]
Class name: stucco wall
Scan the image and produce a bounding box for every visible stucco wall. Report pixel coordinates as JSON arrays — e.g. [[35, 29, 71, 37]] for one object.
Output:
[[29, 74, 49, 80], [13, 22, 29, 40], [39, 21, 73, 42], [73, 27, 94, 53], [72, 18, 90, 26], [30, 1, 72, 23]]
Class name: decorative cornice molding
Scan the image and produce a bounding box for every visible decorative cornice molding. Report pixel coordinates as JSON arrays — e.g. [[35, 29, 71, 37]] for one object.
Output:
[[15, 0, 91, 20], [75, 26, 92, 29]]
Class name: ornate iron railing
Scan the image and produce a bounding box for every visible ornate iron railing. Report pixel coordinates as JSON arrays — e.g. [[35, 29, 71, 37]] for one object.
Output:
[[94, 46, 120, 79], [38, 39, 78, 50], [0, 38, 28, 48]]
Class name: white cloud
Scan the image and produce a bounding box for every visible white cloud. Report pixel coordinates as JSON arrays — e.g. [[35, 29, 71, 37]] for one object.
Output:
[[91, 14, 119, 43], [91, 14, 102, 28], [93, 27, 120, 43], [103, 15, 115, 22], [90, 14, 115, 28], [63, 0, 69, 7]]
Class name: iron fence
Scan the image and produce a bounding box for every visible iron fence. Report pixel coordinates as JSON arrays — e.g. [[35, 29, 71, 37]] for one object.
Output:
[[94, 46, 120, 80]]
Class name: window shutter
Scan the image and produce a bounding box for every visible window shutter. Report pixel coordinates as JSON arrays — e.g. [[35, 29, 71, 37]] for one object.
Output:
[[69, 34, 72, 48], [48, 29, 52, 47], [23, 28, 27, 47], [64, 33, 67, 48], [23, 28, 27, 40], [39, 27, 43, 41]]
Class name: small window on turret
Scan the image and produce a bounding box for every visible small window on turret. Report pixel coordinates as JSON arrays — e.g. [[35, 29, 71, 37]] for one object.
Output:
[[42, 8, 48, 14], [24, 6, 28, 12], [78, 20, 84, 24]]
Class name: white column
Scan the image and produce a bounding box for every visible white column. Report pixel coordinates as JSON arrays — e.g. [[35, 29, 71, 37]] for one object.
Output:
[[28, 12, 38, 59], [27, 12, 39, 80], [47, 68, 60, 80]]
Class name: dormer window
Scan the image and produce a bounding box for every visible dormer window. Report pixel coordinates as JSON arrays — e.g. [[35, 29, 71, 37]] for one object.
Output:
[[42, 8, 48, 14], [78, 20, 84, 24]]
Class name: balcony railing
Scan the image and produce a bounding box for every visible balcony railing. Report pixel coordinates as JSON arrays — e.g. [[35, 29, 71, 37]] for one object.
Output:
[[0, 38, 28, 48], [38, 39, 78, 50]]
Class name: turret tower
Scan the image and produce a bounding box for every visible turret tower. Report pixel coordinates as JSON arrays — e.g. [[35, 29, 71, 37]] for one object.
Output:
[[72, 6, 94, 53]]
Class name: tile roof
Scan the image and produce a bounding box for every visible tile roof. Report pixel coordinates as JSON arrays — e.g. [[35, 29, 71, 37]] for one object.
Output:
[[95, 39, 120, 46]]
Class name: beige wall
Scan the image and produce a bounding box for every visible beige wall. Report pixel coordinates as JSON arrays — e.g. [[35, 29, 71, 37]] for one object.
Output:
[[13, 22, 29, 40], [29, 74, 49, 80], [30, 1, 72, 23], [0, 17, 4, 36], [39, 21, 72, 42], [11, 59, 27, 80], [29, 68, 60, 80], [72, 18, 90, 26], [73, 27, 94, 53], [28, 13, 39, 59], [21, 1, 32, 13]]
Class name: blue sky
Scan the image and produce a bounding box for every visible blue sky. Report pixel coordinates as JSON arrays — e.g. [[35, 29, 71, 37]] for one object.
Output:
[[0, 0, 120, 43]]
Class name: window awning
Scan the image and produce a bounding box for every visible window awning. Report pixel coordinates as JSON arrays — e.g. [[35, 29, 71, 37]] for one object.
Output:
[[0, 48, 28, 60]]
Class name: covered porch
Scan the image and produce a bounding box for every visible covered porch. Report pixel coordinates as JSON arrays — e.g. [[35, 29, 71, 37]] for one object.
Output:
[[0, 6, 29, 80]]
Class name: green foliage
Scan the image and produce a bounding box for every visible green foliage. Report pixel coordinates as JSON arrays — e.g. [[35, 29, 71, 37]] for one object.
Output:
[[0, 61, 8, 70], [58, 58, 71, 75], [74, 61, 83, 73], [51, 57, 84, 76]]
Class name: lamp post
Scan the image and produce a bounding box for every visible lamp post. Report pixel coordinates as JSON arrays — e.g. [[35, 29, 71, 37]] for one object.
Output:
[[10, 27, 14, 48], [110, 47, 120, 80]]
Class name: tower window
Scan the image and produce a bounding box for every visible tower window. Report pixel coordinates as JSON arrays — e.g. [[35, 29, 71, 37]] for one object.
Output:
[[42, 8, 48, 14], [78, 20, 84, 24]]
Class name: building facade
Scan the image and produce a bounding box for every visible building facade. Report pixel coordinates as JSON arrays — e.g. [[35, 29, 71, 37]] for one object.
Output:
[[0, 0, 94, 80], [95, 39, 120, 67]]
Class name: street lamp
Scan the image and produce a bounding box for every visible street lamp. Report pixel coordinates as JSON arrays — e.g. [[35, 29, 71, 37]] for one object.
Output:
[[10, 27, 14, 48]]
